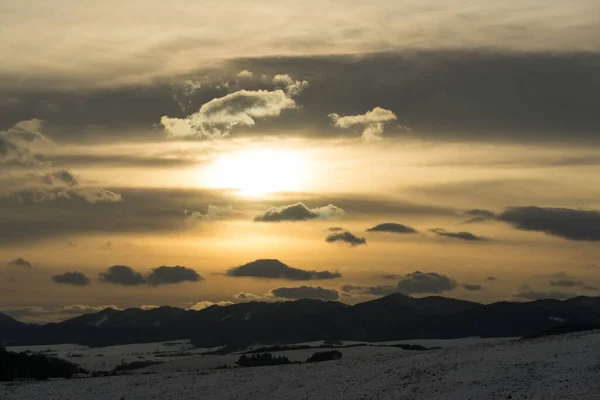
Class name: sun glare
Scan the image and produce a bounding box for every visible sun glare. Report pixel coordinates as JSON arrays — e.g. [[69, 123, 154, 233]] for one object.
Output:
[[205, 148, 307, 197]]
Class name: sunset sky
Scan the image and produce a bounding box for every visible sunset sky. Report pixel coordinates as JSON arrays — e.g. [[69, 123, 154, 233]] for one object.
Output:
[[1, 0, 599, 322]]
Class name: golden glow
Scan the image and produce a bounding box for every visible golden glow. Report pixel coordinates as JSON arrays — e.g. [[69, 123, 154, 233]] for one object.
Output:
[[205, 148, 307, 197]]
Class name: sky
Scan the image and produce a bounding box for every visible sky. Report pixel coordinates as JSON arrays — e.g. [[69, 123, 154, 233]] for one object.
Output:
[[1, 1, 600, 323]]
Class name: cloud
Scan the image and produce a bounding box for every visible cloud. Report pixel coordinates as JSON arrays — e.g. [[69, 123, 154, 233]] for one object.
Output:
[[225, 259, 341, 281], [462, 284, 483, 291], [0, 120, 121, 204], [366, 222, 417, 234], [585, 264, 600, 269], [396, 271, 457, 294], [325, 231, 366, 247], [341, 284, 397, 297], [549, 279, 585, 288], [429, 228, 488, 241], [272, 74, 309, 96], [461, 209, 496, 224], [234, 292, 266, 301], [0, 119, 52, 167], [327, 227, 344, 232], [99, 265, 146, 286], [329, 107, 398, 142], [161, 75, 307, 138], [254, 202, 344, 222], [583, 286, 599, 291], [498, 207, 600, 241], [381, 274, 401, 281], [486, 276, 497, 281], [188, 301, 233, 310], [269, 286, 339, 301], [146, 266, 203, 286], [51, 271, 90, 286], [236, 70, 253, 79], [7, 258, 33, 268], [514, 291, 578, 301], [184, 205, 233, 221]]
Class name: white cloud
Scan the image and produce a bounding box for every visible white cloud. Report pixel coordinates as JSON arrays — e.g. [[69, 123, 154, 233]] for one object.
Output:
[[329, 107, 397, 142], [236, 70, 253, 79], [188, 301, 233, 310], [161, 86, 301, 138]]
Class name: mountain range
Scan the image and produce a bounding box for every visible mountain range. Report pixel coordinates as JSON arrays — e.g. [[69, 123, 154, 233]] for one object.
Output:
[[1, 293, 599, 349]]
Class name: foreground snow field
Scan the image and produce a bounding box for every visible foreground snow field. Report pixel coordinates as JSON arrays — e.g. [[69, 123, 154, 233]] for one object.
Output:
[[2, 331, 599, 400]]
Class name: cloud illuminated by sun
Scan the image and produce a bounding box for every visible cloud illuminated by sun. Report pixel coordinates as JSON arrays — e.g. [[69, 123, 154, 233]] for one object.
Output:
[[204, 148, 308, 197]]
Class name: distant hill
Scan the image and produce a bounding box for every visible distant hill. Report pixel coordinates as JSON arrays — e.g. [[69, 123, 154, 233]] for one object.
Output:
[[1, 295, 599, 349], [0, 312, 26, 329]]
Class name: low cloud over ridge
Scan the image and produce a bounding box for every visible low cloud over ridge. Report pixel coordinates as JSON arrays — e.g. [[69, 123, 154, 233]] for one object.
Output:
[[225, 259, 341, 281]]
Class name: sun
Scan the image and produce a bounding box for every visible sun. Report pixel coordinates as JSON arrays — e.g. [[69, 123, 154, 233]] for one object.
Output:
[[204, 148, 307, 197]]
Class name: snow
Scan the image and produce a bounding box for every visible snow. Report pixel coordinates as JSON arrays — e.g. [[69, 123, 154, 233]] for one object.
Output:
[[2, 331, 599, 399], [6, 340, 204, 372]]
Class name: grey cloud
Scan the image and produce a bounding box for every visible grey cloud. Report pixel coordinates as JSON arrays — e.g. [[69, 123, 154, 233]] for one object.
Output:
[[234, 292, 265, 301], [462, 284, 483, 291], [583, 286, 599, 291], [429, 228, 488, 241], [38, 170, 78, 187], [367, 222, 417, 234], [461, 209, 496, 224], [146, 266, 203, 286], [341, 284, 397, 297], [498, 207, 600, 241], [486, 276, 497, 281], [586, 264, 599, 269], [99, 265, 146, 286], [396, 271, 457, 294], [184, 205, 233, 221], [381, 274, 401, 281], [549, 279, 585, 288], [269, 286, 339, 301], [225, 259, 341, 281], [514, 291, 577, 301], [7, 258, 33, 268], [325, 231, 366, 247], [254, 202, 344, 222], [0, 119, 51, 167], [327, 227, 344, 232], [51, 271, 90, 286]]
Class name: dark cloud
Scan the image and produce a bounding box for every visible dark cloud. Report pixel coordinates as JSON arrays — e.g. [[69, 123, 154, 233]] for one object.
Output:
[[225, 259, 341, 281], [327, 227, 344, 232], [462, 284, 483, 291], [486, 276, 497, 281], [396, 271, 457, 294], [99, 265, 146, 286], [461, 209, 496, 224], [585, 264, 600, 269], [514, 291, 578, 301], [254, 202, 344, 222], [366, 222, 417, 234], [51, 271, 90, 286], [498, 207, 600, 241], [550, 279, 585, 288], [341, 284, 397, 297], [39, 170, 78, 186], [3, 51, 600, 144], [325, 231, 366, 247], [583, 286, 598, 291], [7, 258, 33, 268], [429, 228, 488, 241], [146, 266, 203, 286], [269, 286, 339, 301]]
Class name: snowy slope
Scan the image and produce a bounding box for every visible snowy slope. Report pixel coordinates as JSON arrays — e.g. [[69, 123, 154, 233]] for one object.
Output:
[[2, 330, 599, 399]]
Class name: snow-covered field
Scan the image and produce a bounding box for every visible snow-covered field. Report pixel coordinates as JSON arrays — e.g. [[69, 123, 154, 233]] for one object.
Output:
[[2, 331, 599, 399]]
